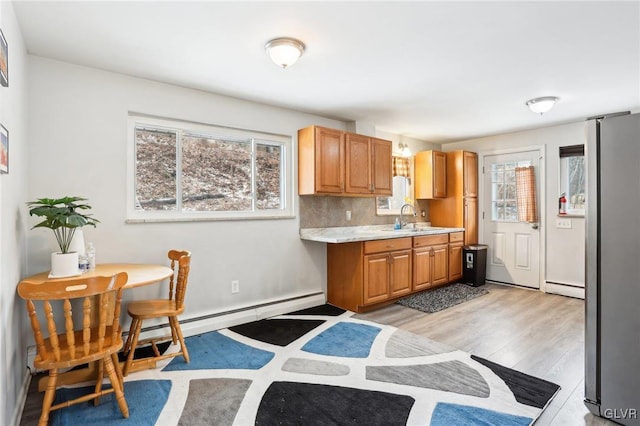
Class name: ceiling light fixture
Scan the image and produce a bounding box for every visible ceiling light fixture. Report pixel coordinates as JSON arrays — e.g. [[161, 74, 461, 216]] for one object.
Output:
[[265, 37, 305, 69], [525, 96, 559, 115]]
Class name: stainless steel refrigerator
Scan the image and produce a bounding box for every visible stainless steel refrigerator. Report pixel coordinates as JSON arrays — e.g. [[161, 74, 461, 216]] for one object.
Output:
[[585, 111, 640, 425]]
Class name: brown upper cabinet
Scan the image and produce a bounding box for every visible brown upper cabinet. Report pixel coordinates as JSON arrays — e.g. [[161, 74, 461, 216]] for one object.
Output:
[[415, 150, 447, 199], [430, 150, 479, 245], [463, 151, 478, 197], [298, 126, 392, 196], [298, 126, 344, 194]]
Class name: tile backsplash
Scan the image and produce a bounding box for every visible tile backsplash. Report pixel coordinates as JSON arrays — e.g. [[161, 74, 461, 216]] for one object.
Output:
[[299, 196, 430, 228]]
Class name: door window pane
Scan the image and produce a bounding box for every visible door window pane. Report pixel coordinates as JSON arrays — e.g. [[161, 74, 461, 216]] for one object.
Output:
[[491, 160, 531, 222]]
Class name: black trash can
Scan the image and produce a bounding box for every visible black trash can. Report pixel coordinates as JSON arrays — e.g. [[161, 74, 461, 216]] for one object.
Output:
[[463, 244, 488, 287]]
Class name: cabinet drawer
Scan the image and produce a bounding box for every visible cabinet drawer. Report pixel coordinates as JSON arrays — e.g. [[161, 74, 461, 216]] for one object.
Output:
[[364, 237, 412, 254], [413, 234, 449, 248], [449, 232, 464, 243]]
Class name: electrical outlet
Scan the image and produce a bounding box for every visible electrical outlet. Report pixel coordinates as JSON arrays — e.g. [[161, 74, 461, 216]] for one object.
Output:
[[556, 218, 572, 229], [346, 210, 352, 221], [231, 280, 240, 293]]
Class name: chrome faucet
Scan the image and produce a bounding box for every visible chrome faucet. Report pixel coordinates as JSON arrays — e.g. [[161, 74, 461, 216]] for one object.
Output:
[[399, 204, 417, 228]]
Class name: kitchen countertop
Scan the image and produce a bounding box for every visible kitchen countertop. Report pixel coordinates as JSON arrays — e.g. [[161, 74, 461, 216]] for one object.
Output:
[[300, 224, 465, 243]]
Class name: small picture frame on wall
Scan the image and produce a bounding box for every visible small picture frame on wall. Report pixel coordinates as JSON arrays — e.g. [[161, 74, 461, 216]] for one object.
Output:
[[0, 28, 7, 87], [1, 124, 8, 174]]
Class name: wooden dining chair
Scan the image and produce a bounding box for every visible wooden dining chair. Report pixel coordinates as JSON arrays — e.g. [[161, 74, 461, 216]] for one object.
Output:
[[123, 250, 191, 376], [17, 273, 130, 426]]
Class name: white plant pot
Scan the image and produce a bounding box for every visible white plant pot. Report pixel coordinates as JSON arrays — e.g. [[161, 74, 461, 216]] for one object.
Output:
[[50, 252, 80, 278]]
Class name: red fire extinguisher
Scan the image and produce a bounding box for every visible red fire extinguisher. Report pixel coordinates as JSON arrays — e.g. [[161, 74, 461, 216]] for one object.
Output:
[[559, 193, 567, 215]]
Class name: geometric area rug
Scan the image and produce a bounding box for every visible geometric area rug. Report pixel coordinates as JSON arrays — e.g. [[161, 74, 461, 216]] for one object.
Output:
[[45, 304, 560, 425]]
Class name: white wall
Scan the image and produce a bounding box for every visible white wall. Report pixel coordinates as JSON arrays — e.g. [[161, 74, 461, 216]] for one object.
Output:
[[0, 2, 30, 425], [27, 56, 347, 326], [444, 121, 587, 295]]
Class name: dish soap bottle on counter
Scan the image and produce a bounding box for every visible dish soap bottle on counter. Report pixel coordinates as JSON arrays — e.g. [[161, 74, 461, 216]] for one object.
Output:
[[394, 217, 401, 230], [86, 242, 96, 270]]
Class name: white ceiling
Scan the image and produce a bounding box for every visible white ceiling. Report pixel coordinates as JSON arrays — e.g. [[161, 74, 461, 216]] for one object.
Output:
[[12, 1, 640, 143]]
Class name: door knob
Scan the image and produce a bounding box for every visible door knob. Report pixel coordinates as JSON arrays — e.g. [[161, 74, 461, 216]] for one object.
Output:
[[531, 223, 539, 230]]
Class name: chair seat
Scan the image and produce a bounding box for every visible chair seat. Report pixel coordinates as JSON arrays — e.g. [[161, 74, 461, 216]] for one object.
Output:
[[127, 299, 184, 318], [34, 326, 123, 370]]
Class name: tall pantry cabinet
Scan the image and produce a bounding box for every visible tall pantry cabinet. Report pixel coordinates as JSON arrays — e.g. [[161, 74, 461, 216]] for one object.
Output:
[[430, 151, 478, 246]]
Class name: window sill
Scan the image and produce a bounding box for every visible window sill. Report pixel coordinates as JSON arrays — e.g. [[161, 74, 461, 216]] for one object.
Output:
[[125, 214, 295, 224]]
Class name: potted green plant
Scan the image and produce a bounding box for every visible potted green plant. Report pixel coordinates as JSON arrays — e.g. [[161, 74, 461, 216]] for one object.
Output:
[[27, 196, 100, 277]]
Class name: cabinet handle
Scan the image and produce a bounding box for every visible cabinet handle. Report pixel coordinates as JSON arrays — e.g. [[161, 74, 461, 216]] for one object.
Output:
[[372, 183, 376, 192]]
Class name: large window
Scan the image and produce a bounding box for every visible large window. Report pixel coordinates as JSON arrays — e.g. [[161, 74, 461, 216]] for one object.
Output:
[[128, 115, 293, 221], [559, 144, 585, 216]]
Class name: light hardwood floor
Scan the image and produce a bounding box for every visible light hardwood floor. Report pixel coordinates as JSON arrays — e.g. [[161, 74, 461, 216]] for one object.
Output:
[[358, 282, 615, 426]]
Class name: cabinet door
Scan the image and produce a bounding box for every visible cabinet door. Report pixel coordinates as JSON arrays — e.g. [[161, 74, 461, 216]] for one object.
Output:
[[389, 249, 412, 297], [433, 151, 448, 198], [315, 127, 344, 193], [463, 151, 478, 197], [371, 138, 393, 195], [413, 247, 432, 291], [432, 244, 449, 286], [364, 253, 389, 304], [449, 242, 464, 282], [415, 150, 447, 199], [345, 133, 371, 194], [464, 197, 478, 245]]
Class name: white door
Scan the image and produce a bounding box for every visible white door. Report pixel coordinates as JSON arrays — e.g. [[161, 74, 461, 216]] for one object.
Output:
[[482, 149, 541, 288]]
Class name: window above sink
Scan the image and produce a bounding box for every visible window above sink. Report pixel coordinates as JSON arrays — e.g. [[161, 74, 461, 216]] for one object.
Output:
[[377, 156, 414, 216]]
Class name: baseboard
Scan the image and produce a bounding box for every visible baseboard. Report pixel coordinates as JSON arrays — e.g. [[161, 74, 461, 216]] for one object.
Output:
[[545, 282, 585, 299], [13, 369, 32, 426], [26, 292, 326, 372], [134, 292, 326, 343]]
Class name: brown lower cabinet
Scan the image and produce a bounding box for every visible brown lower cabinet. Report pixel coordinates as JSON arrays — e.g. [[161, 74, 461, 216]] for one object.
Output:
[[448, 232, 464, 282], [327, 232, 464, 313], [413, 234, 449, 291]]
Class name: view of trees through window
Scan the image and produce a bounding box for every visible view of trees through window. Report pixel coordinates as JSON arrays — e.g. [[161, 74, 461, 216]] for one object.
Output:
[[135, 127, 283, 213], [491, 161, 532, 222], [566, 156, 585, 211]]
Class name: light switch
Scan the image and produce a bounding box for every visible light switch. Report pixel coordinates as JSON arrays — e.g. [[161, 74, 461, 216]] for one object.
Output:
[[346, 211, 352, 221], [556, 218, 572, 229]]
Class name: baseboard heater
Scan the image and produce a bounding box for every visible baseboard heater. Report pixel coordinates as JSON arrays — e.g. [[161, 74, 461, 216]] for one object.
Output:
[[131, 291, 325, 338], [26, 291, 326, 372], [545, 281, 585, 299]]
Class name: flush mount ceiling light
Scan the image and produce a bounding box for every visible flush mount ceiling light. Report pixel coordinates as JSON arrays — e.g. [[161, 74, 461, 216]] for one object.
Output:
[[525, 96, 559, 115], [265, 37, 305, 69]]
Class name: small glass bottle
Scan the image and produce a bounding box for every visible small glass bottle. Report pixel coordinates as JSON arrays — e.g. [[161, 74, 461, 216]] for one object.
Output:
[[394, 217, 401, 230], [86, 242, 96, 270]]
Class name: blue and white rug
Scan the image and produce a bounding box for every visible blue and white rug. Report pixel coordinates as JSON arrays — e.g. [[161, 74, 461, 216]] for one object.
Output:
[[49, 304, 560, 425]]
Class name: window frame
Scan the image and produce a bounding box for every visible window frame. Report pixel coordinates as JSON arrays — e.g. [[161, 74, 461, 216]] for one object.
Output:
[[126, 114, 294, 222]]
